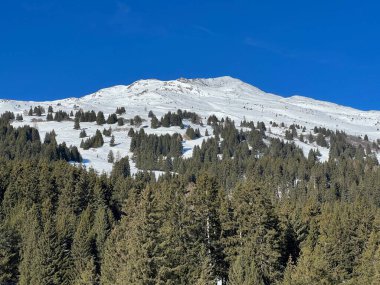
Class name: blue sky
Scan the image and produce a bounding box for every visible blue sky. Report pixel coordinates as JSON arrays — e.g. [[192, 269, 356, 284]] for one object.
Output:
[[1, 0, 379, 110]]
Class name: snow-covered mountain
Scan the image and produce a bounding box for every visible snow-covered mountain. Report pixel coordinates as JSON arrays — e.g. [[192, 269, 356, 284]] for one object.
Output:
[[2, 76, 380, 173]]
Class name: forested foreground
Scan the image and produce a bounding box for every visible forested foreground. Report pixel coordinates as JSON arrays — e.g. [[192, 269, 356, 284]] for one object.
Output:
[[2, 115, 380, 284]]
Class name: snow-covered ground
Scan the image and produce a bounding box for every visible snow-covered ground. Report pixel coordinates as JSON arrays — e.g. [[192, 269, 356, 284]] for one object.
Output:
[[2, 76, 380, 172]]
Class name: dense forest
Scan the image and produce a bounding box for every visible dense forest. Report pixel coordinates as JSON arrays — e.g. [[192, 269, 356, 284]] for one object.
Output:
[[1, 109, 380, 285]]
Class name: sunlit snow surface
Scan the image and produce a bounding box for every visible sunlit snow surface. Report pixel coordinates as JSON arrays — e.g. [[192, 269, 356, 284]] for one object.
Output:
[[3, 76, 380, 173]]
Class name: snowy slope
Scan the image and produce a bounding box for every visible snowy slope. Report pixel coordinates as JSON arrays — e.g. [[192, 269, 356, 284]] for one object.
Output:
[[2, 76, 380, 173]]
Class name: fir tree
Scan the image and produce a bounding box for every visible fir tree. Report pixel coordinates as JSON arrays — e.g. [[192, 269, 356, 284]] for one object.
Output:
[[79, 129, 87, 138], [74, 117, 80, 130], [117, 117, 124, 126], [0, 225, 20, 284], [151, 115, 160, 129], [107, 150, 114, 163], [110, 135, 115, 147], [96, 111, 106, 125], [111, 156, 131, 179]]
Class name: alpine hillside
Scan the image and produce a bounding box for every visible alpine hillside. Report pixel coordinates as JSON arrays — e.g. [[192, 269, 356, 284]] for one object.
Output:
[[1, 76, 380, 173]]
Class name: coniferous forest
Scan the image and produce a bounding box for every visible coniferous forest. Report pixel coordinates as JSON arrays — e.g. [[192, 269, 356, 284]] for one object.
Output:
[[2, 109, 380, 285]]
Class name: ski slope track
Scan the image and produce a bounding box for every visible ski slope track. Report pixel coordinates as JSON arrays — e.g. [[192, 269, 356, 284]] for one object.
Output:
[[1, 76, 380, 173]]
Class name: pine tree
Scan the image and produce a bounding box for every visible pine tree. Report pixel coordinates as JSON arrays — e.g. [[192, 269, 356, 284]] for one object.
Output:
[[110, 135, 115, 147], [32, 218, 68, 285], [107, 150, 114, 163], [117, 117, 124, 126], [46, 112, 54, 121], [133, 115, 143, 127], [96, 111, 106, 125], [106, 113, 118, 124], [228, 249, 265, 285], [353, 230, 379, 284], [230, 182, 283, 283], [74, 117, 80, 130], [113, 185, 161, 285], [71, 208, 97, 284], [316, 133, 328, 147], [16, 113, 23, 121], [0, 225, 20, 285], [79, 129, 87, 138], [73, 257, 98, 285], [92, 207, 112, 263], [19, 207, 41, 285], [128, 128, 135, 137], [195, 246, 215, 285], [111, 156, 131, 179], [151, 115, 160, 129], [101, 212, 131, 285]]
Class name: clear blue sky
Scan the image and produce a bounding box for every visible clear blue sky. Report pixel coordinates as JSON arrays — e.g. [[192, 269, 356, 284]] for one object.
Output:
[[1, 0, 379, 110]]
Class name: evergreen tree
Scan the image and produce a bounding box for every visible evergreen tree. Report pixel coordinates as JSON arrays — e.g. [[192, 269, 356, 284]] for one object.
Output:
[[96, 111, 106, 125], [117, 117, 124, 126], [74, 117, 80, 130], [0, 224, 20, 284], [107, 150, 114, 163], [133, 115, 143, 127], [230, 182, 283, 283], [110, 135, 115, 147], [32, 218, 68, 285], [16, 113, 23, 121], [71, 208, 98, 284], [79, 129, 87, 138], [151, 115, 160, 129], [106, 113, 118, 124], [128, 128, 135, 137], [228, 249, 265, 285], [111, 156, 131, 179], [46, 112, 54, 121], [316, 133, 328, 147], [80, 130, 104, 149]]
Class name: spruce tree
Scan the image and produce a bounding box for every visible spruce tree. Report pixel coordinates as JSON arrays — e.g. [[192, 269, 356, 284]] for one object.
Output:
[[71, 208, 97, 284], [230, 182, 283, 283], [0, 225, 20, 285], [111, 156, 131, 179], [228, 249, 265, 285], [74, 117, 80, 130], [107, 150, 114, 163], [117, 117, 124, 126], [96, 111, 106, 125], [79, 129, 87, 138], [151, 115, 160, 129], [32, 218, 68, 285], [110, 135, 115, 147]]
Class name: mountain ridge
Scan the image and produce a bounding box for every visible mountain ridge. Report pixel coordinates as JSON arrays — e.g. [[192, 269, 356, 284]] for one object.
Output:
[[1, 76, 380, 140]]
